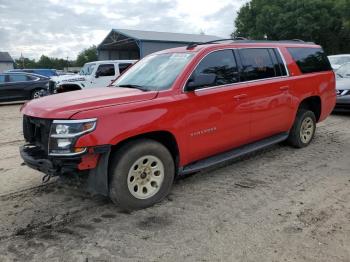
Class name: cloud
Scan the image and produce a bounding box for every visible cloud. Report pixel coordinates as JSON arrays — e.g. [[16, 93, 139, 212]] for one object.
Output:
[[0, 0, 248, 60]]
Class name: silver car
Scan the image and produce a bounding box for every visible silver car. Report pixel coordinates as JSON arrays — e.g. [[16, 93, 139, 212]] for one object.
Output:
[[334, 63, 350, 111], [328, 54, 350, 70]]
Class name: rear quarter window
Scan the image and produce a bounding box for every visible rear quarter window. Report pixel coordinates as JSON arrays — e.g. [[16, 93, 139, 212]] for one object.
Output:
[[287, 47, 332, 74]]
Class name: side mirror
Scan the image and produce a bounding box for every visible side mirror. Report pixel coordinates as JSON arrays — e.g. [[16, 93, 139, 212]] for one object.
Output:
[[95, 71, 100, 78], [185, 73, 216, 91]]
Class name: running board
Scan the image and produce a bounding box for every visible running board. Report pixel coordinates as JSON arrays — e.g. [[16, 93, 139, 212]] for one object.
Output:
[[180, 132, 289, 175]]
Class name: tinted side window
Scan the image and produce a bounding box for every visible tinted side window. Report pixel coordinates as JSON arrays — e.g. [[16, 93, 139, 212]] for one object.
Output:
[[9, 74, 28, 82], [287, 48, 332, 74], [239, 48, 276, 81], [193, 50, 239, 88], [119, 63, 132, 74], [96, 64, 115, 77]]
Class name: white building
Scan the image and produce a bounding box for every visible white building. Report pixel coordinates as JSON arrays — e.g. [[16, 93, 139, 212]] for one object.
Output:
[[0, 52, 14, 73]]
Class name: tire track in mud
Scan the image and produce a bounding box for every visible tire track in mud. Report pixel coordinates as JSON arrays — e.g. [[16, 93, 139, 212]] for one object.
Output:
[[0, 140, 23, 147], [0, 181, 111, 242]]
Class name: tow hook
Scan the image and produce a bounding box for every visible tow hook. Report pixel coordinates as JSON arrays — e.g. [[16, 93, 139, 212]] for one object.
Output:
[[42, 174, 52, 183]]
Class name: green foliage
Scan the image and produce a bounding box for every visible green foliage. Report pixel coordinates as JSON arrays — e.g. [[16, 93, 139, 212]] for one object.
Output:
[[14, 45, 97, 69], [75, 45, 98, 67], [233, 0, 350, 54]]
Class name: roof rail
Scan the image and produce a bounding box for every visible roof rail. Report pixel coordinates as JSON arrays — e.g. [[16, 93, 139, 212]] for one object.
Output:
[[186, 38, 315, 49], [186, 37, 248, 49]]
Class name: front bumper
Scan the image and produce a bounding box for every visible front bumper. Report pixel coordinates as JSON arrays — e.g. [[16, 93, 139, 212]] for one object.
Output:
[[20, 144, 111, 196], [20, 145, 82, 176], [334, 96, 350, 111]]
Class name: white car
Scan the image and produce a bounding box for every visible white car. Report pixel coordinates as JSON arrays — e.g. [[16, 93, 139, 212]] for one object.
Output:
[[51, 60, 136, 92], [328, 54, 350, 70]]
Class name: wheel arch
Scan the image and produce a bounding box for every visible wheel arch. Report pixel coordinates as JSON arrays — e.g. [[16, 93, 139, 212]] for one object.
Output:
[[57, 84, 82, 93], [110, 130, 180, 172], [298, 96, 322, 122]]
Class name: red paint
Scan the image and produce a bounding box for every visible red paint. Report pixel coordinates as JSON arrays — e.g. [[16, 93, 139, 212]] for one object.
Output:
[[21, 42, 336, 170]]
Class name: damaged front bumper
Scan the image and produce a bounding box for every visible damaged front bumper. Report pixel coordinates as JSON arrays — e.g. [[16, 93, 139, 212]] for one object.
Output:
[[19, 144, 111, 196]]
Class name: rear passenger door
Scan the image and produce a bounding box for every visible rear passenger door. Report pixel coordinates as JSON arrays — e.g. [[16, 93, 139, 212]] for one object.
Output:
[[118, 63, 133, 75], [237, 48, 293, 141], [184, 49, 251, 162]]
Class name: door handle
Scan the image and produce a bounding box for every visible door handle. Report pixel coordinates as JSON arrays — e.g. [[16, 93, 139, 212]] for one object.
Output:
[[279, 86, 289, 91], [234, 94, 248, 100]]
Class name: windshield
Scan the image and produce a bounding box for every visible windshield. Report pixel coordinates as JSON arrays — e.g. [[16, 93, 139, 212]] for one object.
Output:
[[336, 63, 350, 78], [114, 53, 194, 91], [80, 63, 96, 75], [329, 56, 350, 65]]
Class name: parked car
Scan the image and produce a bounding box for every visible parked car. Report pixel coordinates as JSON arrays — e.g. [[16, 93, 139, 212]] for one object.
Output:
[[7, 69, 58, 78], [335, 62, 350, 78], [50, 60, 136, 93], [334, 64, 350, 111], [328, 54, 350, 70], [0, 72, 49, 102], [20, 40, 336, 210]]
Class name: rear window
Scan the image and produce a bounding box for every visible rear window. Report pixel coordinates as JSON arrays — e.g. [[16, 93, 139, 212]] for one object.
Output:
[[238, 48, 278, 81], [287, 48, 332, 74], [9, 74, 28, 82]]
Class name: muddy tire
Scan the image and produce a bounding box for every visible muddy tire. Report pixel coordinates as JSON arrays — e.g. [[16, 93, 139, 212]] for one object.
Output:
[[287, 109, 316, 148], [109, 139, 175, 211]]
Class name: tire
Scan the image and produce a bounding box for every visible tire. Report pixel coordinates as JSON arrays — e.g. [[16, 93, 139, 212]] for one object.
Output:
[[31, 89, 44, 99], [109, 139, 175, 211], [286, 109, 316, 148]]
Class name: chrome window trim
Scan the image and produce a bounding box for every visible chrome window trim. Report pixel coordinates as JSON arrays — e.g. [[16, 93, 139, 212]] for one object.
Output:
[[182, 47, 290, 93]]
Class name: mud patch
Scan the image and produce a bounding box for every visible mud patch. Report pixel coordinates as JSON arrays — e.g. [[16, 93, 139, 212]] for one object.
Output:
[[136, 215, 172, 230], [101, 213, 116, 219]]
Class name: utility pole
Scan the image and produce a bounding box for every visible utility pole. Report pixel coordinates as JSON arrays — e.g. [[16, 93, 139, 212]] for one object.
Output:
[[20, 53, 25, 69]]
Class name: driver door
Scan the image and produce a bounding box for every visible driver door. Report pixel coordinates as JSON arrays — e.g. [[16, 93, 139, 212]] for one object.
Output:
[[183, 49, 251, 162]]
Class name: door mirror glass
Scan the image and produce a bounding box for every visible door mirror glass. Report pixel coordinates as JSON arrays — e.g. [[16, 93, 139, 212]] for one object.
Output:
[[185, 73, 216, 91]]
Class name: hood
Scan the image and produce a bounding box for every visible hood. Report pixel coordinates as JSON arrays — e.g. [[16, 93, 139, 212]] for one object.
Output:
[[336, 78, 350, 90], [51, 74, 84, 83], [21, 87, 158, 119]]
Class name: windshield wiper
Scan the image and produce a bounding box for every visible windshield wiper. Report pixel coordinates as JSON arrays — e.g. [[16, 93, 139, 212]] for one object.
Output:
[[337, 73, 344, 78], [117, 84, 149, 92]]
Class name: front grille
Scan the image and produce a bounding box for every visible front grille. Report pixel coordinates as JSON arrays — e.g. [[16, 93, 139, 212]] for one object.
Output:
[[23, 115, 52, 154]]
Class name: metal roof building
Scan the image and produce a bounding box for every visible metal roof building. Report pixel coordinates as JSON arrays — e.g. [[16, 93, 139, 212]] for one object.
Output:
[[0, 52, 14, 73], [97, 29, 222, 60]]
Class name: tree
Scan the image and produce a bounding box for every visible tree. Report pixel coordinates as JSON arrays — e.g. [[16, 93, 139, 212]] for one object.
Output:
[[233, 0, 350, 54], [75, 45, 98, 67]]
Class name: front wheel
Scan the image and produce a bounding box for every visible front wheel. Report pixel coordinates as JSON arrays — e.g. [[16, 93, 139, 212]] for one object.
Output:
[[286, 109, 316, 148], [109, 139, 175, 210]]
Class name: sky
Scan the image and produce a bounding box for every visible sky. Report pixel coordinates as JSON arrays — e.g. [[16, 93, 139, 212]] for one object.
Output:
[[0, 0, 249, 60]]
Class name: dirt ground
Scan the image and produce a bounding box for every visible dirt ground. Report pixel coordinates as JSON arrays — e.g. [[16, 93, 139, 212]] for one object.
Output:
[[0, 103, 349, 262]]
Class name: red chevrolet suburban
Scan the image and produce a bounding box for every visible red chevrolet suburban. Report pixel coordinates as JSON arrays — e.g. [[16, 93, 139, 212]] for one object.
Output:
[[20, 40, 336, 210]]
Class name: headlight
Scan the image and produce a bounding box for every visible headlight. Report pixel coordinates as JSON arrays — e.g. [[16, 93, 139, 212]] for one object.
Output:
[[49, 118, 97, 156]]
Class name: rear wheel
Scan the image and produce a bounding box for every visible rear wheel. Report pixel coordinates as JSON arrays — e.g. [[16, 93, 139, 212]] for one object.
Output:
[[109, 139, 175, 210], [31, 89, 45, 99], [287, 109, 316, 148]]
